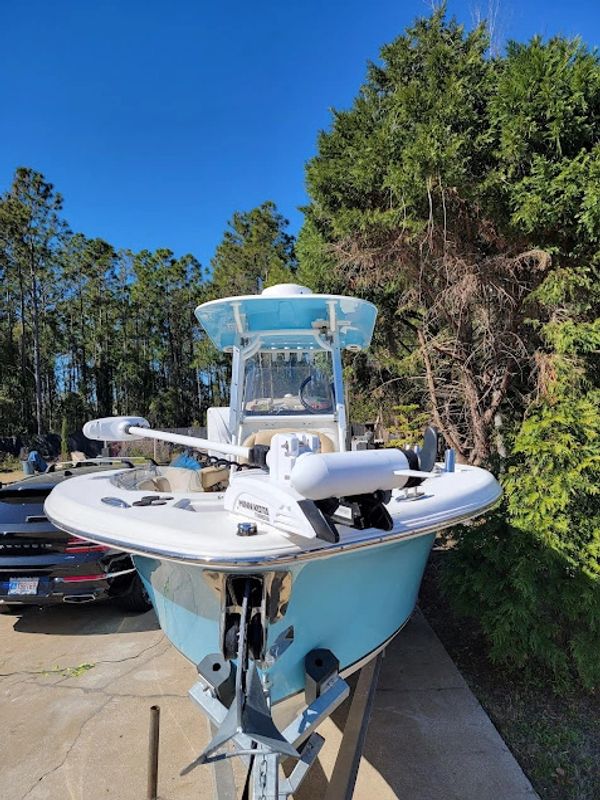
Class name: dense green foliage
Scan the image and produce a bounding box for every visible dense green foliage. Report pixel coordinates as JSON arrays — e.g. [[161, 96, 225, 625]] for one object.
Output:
[[299, 8, 600, 688], [444, 389, 600, 689], [0, 170, 294, 435], [299, 10, 600, 465], [443, 261, 600, 688], [0, 169, 67, 434], [210, 201, 296, 297]]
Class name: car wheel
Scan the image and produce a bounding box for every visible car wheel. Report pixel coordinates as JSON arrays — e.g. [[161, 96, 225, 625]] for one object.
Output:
[[115, 574, 153, 613]]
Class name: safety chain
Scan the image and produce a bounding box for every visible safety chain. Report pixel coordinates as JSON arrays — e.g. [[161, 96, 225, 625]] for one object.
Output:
[[257, 752, 268, 800]]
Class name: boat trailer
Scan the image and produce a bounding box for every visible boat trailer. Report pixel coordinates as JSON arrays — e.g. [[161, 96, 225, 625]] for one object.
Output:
[[146, 581, 383, 800], [180, 652, 382, 800], [183, 576, 381, 800]]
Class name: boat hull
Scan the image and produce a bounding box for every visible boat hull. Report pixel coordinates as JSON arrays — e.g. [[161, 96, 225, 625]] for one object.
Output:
[[134, 530, 436, 704]]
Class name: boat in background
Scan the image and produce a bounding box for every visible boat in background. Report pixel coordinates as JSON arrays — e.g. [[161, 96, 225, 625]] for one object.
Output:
[[45, 283, 501, 782]]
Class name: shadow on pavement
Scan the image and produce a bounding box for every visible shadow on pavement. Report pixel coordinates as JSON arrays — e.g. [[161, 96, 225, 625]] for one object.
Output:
[[8, 601, 160, 636]]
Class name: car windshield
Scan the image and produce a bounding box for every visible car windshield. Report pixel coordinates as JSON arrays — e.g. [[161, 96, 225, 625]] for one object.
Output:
[[243, 351, 334, 415]]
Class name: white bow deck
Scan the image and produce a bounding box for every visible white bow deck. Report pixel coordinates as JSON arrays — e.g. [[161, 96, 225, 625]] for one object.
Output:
[[45, 464, 500, 568]]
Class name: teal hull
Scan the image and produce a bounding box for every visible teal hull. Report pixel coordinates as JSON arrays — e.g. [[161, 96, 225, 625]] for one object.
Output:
[[134, 532, 435, 703]]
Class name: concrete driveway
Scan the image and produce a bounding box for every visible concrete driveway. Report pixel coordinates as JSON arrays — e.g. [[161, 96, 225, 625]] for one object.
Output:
[[0, 603, 537, 800]]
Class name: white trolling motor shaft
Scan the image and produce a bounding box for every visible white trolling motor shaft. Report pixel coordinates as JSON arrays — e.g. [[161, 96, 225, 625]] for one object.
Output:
[[83, 416, 251, 460]]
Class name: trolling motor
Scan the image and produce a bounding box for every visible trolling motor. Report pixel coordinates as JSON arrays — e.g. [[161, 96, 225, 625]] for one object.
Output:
[[300, 426, 439, 534], [83, 417, 439, 543], [233, 426, 439, 542]]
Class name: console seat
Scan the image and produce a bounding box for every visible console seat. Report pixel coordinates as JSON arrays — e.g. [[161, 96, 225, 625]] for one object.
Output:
[[242, 429, 336, 452], [136, 465, 229, 493]]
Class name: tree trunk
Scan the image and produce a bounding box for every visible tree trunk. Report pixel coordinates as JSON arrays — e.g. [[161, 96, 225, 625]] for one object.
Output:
[[17, 261, 28, 428], [29, 244, 43, 435]]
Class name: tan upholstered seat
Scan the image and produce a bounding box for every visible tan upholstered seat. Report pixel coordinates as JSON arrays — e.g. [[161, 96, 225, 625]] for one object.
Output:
[[136, 465, 229, 493], [136, 467, 202, 493], [199, 466, 230, 491], [137, 476, 172, 492], [242, 429, 336, 453]]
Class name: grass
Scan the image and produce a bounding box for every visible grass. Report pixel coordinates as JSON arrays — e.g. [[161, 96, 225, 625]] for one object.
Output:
[[419, 547, 600, 800], [0, 454, 21, 472], [45, 663, 95, 679]]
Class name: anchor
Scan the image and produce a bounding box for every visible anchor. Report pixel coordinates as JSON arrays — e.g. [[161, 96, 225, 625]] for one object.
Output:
[[180, 576, 354, 799], [181, 579, 298, 775]]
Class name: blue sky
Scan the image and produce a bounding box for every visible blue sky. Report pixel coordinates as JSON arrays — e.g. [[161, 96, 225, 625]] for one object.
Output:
[[1, 1, 598, 268]]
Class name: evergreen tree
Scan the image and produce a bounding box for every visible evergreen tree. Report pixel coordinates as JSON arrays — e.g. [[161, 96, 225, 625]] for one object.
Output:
[[197, 202, 297, 412], [211, 201, 296, 296], [58, 234, 120, 417], [298, 10, 600, 464], [130, 248, 203, 425], [0, 169, 208, 435], [0, 168, 68, 434]]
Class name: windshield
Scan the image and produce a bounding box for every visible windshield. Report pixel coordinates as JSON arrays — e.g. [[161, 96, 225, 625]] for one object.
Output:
[[243, 351, 334, 415]]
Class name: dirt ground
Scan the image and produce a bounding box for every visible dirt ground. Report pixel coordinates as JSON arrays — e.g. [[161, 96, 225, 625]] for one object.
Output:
[[0, 469, 26, 484]]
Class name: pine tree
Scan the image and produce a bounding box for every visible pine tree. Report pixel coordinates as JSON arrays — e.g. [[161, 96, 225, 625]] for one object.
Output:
[[0, 168, 68, 434], [210, 201, 296, 297]]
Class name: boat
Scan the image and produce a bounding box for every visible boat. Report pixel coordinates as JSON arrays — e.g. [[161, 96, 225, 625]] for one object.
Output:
[[45, 283, 501, 786]]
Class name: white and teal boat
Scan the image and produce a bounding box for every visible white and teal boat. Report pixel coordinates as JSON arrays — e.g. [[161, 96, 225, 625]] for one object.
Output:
[[45, 283, 501, 785]]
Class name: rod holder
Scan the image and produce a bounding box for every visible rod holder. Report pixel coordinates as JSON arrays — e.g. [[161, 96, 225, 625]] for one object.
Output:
[[444, 448, 456, 473]]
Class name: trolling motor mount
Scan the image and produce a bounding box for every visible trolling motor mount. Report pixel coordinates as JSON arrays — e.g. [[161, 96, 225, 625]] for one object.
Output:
[[316, 489, 394, 532], [224, 429, 440, 542]]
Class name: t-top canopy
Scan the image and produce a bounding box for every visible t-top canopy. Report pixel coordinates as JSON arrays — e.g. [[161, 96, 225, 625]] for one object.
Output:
[[195, 284, 377, 352]]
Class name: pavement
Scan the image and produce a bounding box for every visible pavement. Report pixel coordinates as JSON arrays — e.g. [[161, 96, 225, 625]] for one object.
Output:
[[0, 603, 539, 800]]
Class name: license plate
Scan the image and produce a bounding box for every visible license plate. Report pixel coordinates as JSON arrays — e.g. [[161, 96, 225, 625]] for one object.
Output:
[[8, 577, 39, 595]]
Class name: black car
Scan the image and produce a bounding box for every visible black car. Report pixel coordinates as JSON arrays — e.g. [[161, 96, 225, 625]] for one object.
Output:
[[0, 459, 152, 613]]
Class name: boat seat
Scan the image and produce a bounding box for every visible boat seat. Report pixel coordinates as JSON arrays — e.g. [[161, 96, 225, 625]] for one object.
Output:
[[137, 476, 172, 492], [242, 429, 336, 453], [199, 465, 230, 491], [136, 466, 229, 494]]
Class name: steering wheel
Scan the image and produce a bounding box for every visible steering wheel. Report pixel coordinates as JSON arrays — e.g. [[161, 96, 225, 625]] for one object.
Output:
[[299, 376, 334, 414]]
